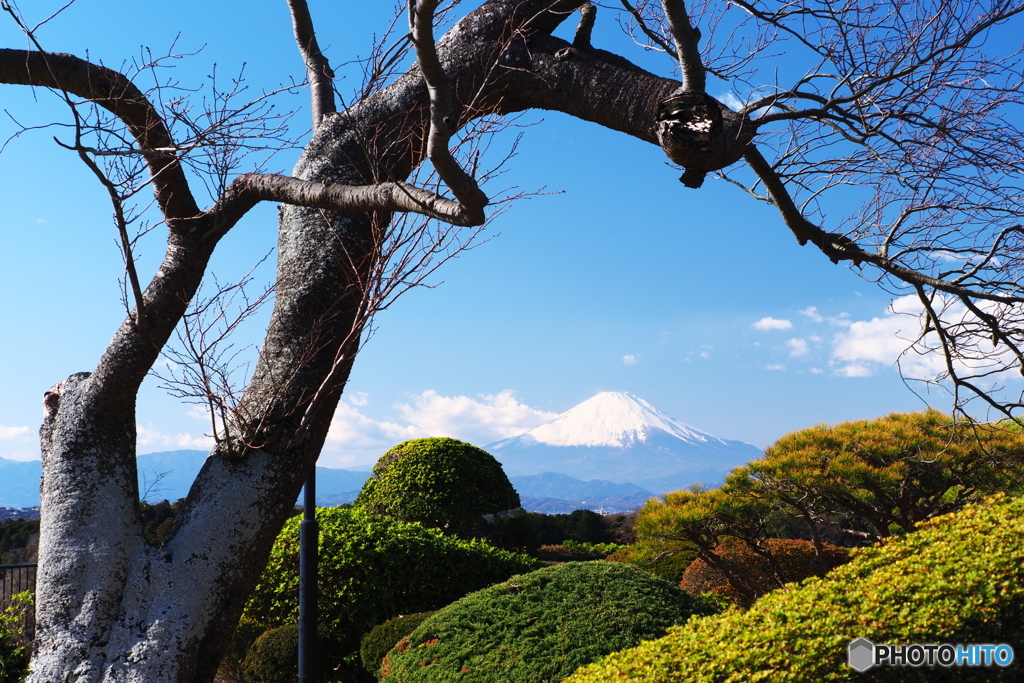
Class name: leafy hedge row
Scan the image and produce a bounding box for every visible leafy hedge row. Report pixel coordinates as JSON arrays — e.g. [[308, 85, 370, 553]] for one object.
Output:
[[379, 562, 721, 683], [244, 507, 539, 680], [567, 493, 1024, 682]]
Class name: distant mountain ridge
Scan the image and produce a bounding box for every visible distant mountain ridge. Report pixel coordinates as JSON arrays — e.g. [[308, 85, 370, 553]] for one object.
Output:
[[1, 392, 760, 512], [0, 452, 655, 513], [487, 391, 762, 494]]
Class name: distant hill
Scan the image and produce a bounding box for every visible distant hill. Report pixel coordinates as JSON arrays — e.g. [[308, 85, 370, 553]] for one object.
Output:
[[488, 391, 763, 494], [0, 452, 654, 514], [0, 393, 759, 511], [0, 458, 44, 509], [0, 451, 373, 508]]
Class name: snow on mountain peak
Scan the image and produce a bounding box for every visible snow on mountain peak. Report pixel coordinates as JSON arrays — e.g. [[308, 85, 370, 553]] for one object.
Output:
[[524, 391, 718, 447]]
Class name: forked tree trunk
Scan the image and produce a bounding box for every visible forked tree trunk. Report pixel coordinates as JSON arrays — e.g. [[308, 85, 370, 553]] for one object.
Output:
[[24, 2, 687, 680]]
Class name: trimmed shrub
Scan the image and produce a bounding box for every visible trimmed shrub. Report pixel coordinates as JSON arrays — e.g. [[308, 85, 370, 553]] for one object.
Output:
[[217, 615, 270, 683], [379, 561, 722, 683], [355, 438, 520, 531], [566, 493, 1024, 682], [679, 538, 850, 607], [242, 622, 348, 683], [360, 612, 436, 679], [605, 539, 697, 583], [243, 624, 299, 683], [244, 507, 538, 680]]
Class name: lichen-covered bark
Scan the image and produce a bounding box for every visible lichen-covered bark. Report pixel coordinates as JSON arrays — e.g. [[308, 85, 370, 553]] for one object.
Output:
[[20, 2, 691, 681]]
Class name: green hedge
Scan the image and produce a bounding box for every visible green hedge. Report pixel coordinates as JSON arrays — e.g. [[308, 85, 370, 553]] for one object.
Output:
[[379, 561, 721, 683], [361, 612, 437, 679], [566, 493, 1024, 682], [244, 507, 538, 680]]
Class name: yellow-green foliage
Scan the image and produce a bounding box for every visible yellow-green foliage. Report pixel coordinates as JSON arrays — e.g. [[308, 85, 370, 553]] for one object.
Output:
[[567, 493, 1024, 682], [605, 539, 697, 583], [736, 410, 1024, 540]]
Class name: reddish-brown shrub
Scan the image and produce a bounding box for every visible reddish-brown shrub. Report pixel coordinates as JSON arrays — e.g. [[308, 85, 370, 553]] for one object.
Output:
[[680, 538, 850, 608]]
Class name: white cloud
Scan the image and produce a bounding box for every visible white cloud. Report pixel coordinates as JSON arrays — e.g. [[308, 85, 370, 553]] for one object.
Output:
[[752, 317, 793, 331], [799, 306, 824, 323], [347, 391, 370, 407], [835, 363, 874, 378], [809, 367, 824, 375], [137, 423, 215, 451], [831, 296, 932, 377], [0, 449, 39, 462], [719, 91, 748, 113], [319, 389, 559, 468], [324, 401, 421, 451], [830, 294, 1023, 382], [396, 390, 557, 445], [0, 425, 30, 441], [765, 364, 786, 371], [185, 406, 210, 421], [786, 338, 809, 357], [622, 354, 638, 366]]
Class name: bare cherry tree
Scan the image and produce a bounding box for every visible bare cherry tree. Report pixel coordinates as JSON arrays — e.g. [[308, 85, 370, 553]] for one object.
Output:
[[2, 0, 1023, 680]]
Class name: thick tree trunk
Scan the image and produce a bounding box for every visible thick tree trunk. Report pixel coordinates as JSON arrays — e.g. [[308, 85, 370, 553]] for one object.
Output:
[[25, 2, 684, 680]]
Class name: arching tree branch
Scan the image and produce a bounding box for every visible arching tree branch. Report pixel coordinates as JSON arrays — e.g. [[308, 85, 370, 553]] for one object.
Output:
[[286, 0, 336, 129]]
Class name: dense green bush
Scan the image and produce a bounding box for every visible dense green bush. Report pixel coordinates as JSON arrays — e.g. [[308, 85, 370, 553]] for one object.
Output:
[[355, 438, 520, 531], [0, 592, 32, 683], [244, 507, 538, 680], [361, 612, 436, 679], [379, 561, 721, 683], [243, 624, 299, 683], [605, 539, 697, 583], [241, 622, 348, 683], [216, 616, 269, 683], [679, 538, 850, 607], [567, 493, 1024, 682]]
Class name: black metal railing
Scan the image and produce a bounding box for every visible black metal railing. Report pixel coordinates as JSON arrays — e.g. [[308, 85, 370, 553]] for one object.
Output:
[[1, 563, 37, 641]]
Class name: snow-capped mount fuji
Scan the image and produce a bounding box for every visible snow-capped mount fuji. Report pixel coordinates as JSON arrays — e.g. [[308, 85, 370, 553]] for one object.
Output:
[[486, 392, 763, 494]]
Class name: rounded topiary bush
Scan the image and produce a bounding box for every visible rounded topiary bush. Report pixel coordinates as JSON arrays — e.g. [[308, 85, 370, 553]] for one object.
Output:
[[566, 493, 1024, 682], [217, 615, 271, 683], [241, 622, 349, 683], [361, 612, 437, 679], [245, 507, 538, 681], [243, 624, 298, 683], [379, 561, 721, 683], [354, 437, 520, 531], [679, 538, 850, 607]]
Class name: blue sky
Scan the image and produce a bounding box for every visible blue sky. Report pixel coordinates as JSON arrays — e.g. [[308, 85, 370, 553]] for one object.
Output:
[[0, 0, 986, 468]]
